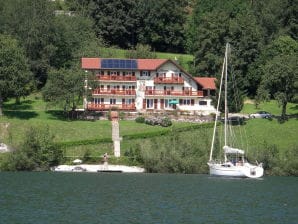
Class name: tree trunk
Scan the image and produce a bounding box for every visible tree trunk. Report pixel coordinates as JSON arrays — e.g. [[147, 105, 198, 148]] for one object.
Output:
[[281, 101, 287, 120], [15, 96, 21, 104]]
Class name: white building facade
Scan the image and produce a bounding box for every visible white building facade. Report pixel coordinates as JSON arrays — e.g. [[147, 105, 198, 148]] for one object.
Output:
[[82, 58, 216, 115]]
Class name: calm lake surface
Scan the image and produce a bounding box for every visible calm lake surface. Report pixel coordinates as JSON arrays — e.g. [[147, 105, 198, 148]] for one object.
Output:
[[0, 172, 297, 224]]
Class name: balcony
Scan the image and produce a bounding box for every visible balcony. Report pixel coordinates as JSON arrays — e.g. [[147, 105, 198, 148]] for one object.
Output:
[[154, 77, 184, 84], [145, 90, 204, 97], [93, 89, 136, 96], [97, 75, 137, 82], [87, 103, 136, 111]]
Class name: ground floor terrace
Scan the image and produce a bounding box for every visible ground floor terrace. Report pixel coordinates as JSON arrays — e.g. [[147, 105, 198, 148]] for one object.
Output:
[[87, 96, 215, 115]]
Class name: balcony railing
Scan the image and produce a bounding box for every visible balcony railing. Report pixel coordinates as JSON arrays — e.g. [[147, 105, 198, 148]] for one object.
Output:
[[93, 89, 136, 95], [145, 90, 204, 97], [87, 103, 136, 111], [97, 75, 137, 82], [154, 77, 184, 84]]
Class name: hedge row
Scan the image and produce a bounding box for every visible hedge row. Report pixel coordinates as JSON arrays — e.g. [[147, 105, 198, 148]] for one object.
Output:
[[56, 122, 214, 148], [56, 137, 113, 148], [123, 129, 170, 140]]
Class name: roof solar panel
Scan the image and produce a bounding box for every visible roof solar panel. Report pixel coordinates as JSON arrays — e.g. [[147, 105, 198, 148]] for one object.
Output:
[[101, 59, 137, 69]]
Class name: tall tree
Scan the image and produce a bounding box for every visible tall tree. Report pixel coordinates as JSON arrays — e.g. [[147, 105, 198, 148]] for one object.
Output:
[[51, 14, 102, 68], [71, 0, 189, 52], [0, 34, 33, 115], [0, 0, 56, 87], [136, 0, 189, 53], [257, 36, 298, 119], [42, 68, 84, 112], [252, 0, 298, 42], [86, 0, 137, 48]]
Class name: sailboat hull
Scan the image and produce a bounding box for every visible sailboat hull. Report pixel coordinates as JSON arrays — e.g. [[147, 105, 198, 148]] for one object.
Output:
[[208, 162, 264, 178]]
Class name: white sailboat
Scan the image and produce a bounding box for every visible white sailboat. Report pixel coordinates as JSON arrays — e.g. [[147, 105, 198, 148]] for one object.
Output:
[[207, 43, 264, 178]]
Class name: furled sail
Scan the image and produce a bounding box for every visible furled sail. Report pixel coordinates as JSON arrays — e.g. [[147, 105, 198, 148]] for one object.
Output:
[[223, 146, 244, 154]]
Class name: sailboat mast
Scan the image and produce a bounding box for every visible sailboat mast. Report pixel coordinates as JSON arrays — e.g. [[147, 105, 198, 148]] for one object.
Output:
[[224, 43, 229, 163], [224, 43, 228, 147], [209, 49, 226, 161]]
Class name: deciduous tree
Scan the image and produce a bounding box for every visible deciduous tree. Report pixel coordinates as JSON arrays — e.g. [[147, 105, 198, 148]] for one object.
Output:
[[0, 34, 33, 115], [257, 36, 298, 119], [42, 68, 84, 112]]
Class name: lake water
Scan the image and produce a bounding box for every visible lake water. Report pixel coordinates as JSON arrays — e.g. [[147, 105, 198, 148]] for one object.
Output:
[[0, 172, 297, 224]]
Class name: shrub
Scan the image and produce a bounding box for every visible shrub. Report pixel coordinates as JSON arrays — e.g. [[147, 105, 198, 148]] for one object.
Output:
[[160, 117, 172, 127], [144, 116, 172, 127], [135, 116, 145, 123], [1, 126, 63, 171]]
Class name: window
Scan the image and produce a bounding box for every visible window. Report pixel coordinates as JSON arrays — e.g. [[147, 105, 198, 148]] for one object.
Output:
[[110, 99, 116, 104], [141, 71, 150, 76], [94, 98, 104, 104], [146, 99, 154, 108], [93, 98, 99, 104], [124, 71, 134, 76], [123, 99, 134, 104], [199, 100, 207, 106], [180, 99, 191, 105], [178, 99, 194, 106], [164, 99, 176, 109], [165, 99, 169, 108]]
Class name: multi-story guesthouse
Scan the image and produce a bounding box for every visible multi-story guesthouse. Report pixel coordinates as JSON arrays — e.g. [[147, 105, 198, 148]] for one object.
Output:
[[81, 58, 216, 115]]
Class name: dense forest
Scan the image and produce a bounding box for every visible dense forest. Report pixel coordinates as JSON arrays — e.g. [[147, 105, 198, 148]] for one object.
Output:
[[0, 0, 297, 117]]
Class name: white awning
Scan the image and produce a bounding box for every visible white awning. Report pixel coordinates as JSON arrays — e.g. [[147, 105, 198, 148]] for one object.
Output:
[[223, 146, 244, 154]]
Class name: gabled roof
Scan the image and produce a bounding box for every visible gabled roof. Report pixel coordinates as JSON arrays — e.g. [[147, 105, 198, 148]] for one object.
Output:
[[194, 77, 216, 90], [81, 58, 170, 70], [137, 59, 168, 70], [81, 58, 101, 69]]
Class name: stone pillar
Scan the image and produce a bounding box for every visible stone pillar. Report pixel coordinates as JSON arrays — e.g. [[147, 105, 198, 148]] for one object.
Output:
[[111, 111, 121, 157], [84, 71, 88, 110]]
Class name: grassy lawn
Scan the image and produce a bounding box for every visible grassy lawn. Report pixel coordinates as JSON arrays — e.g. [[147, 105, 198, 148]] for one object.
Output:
[[241, 99, 298, 116], [243, 118, 298, 151], [0, 93, 196, 147], [1, 93, 297, 164], [228, 118, 298, 153]]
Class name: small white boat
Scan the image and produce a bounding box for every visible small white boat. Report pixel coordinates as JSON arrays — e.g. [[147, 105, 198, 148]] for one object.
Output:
[[207, 43, 264, 178], [52, 164, 145, 173]]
